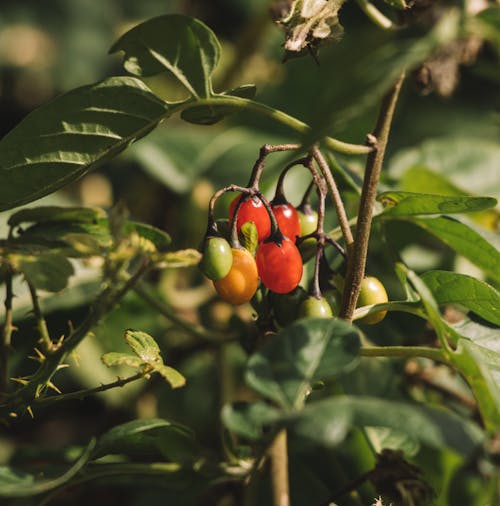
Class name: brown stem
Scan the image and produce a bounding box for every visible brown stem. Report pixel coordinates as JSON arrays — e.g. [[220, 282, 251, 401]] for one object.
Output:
[[340, 72, 405, 322], [1, 273, 14, 395], [26, 278, 52, 351], [312, 146, 354, 249], [268, 429, 290, 506]]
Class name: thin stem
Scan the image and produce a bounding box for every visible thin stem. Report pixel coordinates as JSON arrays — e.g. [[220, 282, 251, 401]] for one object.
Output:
[[134, 282, 236, 344], [26, 278, 52, 351], [247, 144, 301, 189], [356, 0, 395, 30], [312, 146, 354, 249], [33, 372, 146, 407], [361, 345, 450, 365], [184, 97, 372, 156], [268, 429, 290, 506], [1, 258, 152, 415], [1, 272, 14, 395], [340, 72, 405, 322]]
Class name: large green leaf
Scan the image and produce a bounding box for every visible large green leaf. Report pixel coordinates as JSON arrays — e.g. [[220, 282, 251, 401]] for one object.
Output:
[[398, 216, 500, 283], [389, 136, 500, 199], [289, 396, 484, 456], [0, 77, 168, 212], [422, 270, 500, 325], [110, 15, 220, 98], [377, 191, 496, 217], [245, 318, 361, 410], [94, 418, 199, 464], [8, 206, 106, 227], [453, 339, 500, 431], [12, 253, 74, 292], [0, 439, 95, 497]]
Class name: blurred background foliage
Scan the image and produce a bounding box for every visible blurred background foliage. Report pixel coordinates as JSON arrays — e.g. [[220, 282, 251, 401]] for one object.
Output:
[[0, 1, 499, 505]]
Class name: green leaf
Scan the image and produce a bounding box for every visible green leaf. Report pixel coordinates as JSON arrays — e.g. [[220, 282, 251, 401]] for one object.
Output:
[[377, 191, 496, 217], [110, 15, 220, 98], [453, 339, 500, 431], [180, 84, 257, 125], [94, 418, 198, 463], [239, 221, 259, 255], [422, 270, 500, 325], [289, 396, 484, 456], [101, 352, 144, 369], [400, 216, 500, 284], [8, 206, 106, 227], [124, 329, 162, 363], [246, 318, 361, 410], [395, 166, 500, 230], [0, 439, 95, 497], [13, 253, 74, 292], [152, 364, 186, 389], [389, 136, 500, 200], [0, 77, 168, 212], [155, 249, 202, 268], [221, 401, 282, 440], [123, 220, 172, 252]]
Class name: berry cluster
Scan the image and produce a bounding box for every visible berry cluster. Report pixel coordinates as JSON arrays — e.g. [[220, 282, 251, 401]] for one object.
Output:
[[199, 145, 388, 326]]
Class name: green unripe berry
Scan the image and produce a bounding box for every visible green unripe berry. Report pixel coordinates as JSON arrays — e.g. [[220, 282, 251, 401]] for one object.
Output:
[[199, 237, 233, 281], [299, 296, 333, 319], [297, 207, 318, 237], [357, 276, 388, 324]]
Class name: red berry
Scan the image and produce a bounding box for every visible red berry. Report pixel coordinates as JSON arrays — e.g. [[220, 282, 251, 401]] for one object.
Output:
[[272, 202, 301, 242], [256, 236, 303, 294], [229, 195, 271, 242]]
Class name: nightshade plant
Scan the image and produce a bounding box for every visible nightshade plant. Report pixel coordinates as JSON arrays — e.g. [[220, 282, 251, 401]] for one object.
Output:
[[0, 1, 499, 505]]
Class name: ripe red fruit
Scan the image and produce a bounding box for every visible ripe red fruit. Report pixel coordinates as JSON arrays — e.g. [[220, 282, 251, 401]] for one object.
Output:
[[229, 195, 271, 242], [256, 235, 303, 294], [271, 201, 301, 242]]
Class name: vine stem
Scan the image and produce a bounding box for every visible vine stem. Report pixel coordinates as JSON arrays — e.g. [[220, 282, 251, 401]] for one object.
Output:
[[340, 72, 405, 322], [312, 146, 354, 249], [361, 345, 450, 365], [356, 0, 395, 30], [268, 429, 290, 506], [1, 272, 14, 395], [183, 97, 373, 156]]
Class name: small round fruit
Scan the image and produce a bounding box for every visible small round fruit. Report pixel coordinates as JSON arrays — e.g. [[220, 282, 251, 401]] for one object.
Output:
[[256, 236, 303, 294], [199, 237, 233, 280], [297, 207, 318, 237], [357, 276, 388, 324], [269, 286, 307, 327], [298, 296, 333, 319], [271, 202, 301, 241], [213, 248, 259, 305], [229, 195, 271, 242]]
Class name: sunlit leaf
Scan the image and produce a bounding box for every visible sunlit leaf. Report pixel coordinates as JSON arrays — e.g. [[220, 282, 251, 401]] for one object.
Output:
[[125, 329, 162, 363], [377, 191, 496, 217], [152, 364, 186, 389], [155, 249, 201, 268], [110, 15, 220, 98], [399, 216, 500, 283], [101, 352, 144, 369], [246, 318, 361, 410], [0, 77, 168, 212], [422, 270, 500, 325]]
